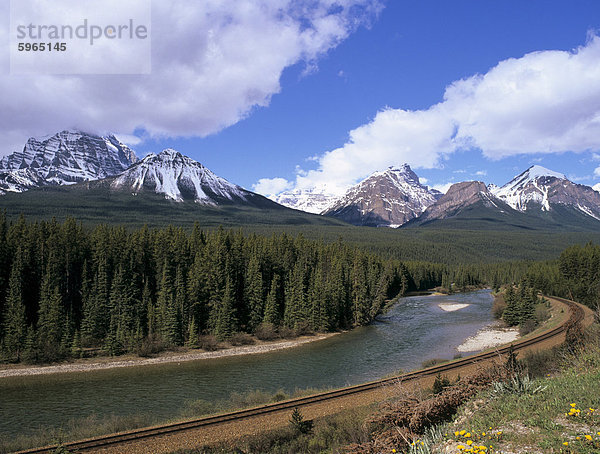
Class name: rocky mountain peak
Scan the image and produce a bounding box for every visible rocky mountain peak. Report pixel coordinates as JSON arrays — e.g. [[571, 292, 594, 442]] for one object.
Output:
[[110, 148, 258, 206], [322, 164, 439, 227], [0, 130, 138, 194]]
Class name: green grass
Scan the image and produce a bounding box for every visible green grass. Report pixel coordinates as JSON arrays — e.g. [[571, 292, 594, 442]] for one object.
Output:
[[443, 326, 600, 453]]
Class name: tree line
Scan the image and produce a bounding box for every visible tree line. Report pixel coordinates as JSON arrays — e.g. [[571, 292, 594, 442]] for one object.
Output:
[[0, 216, 417, 363]]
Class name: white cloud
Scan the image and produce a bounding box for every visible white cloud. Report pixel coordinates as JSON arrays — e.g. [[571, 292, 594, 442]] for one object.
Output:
[[431, 182, 454, 194], [253, 177, 293, 197], [594, 183, 600, 193], [419, 176, 428, 184], [595, 166, 600, 177], [269, 34, 600, 196], [0, 0, 382, 154], [114, 134, 144, 146], [474, 170, 487, 176], [446, 35, 600, 159]]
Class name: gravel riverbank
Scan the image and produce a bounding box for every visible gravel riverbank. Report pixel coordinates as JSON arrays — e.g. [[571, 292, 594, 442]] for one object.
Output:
[[0, 333, 339, 378]]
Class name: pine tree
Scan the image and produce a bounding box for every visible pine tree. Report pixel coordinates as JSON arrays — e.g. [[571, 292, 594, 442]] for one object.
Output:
[[502, 286, 520, 326], [37, 277, 64, 362], [262, 275, 281, 326], [245, 255, 264, 332], [215, 280, 237, 340], [2, 249, 27, 361]]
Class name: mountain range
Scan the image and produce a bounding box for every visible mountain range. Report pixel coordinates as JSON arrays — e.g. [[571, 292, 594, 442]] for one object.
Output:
[[1, 130, 600, 231]]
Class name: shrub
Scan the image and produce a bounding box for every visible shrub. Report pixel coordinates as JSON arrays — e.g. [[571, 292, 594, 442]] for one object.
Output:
[[229, 333, 255, 346], [254, 323, 278, 341], [421, 358, 447, 369], [492, 295, 506, 319], [136, 333, 165, 357], [278, 326, 296, 339], [432, 373, 451, 395], [289, 407, 313, 434], [198, 335, 220, 351], [519, 319, 537, 336], [534, 304, 550, 324], [522, 348, 557, 378]]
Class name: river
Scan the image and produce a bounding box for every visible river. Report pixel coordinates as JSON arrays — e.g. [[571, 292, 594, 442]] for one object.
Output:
[[0, 290, 494, 439]]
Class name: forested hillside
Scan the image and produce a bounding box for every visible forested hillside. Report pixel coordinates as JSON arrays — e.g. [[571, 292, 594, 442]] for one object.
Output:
[[0, 216, 415, 363], [1, 214, 598, 365]]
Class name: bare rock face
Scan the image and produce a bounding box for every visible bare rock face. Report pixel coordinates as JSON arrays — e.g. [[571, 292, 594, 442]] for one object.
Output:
[[416, 181, 501, 222], [0, 130, 138, 194], [322, 164, 440, 227], [492, 165, 600, 220]]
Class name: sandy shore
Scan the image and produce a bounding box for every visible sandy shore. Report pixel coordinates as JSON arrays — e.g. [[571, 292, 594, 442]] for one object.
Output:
[[438, 303, 470, 312], [457, 325, 519, 352], [0, 333, 338, 379]]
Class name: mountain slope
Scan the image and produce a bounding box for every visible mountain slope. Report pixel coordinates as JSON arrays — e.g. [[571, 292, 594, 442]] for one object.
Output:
[[272, 187, 338, 214], [407, 179, 600, 231], [322, 165, 440, 227], [110, 148, 274, 207], [0, 148, 350, 228], [492, 165, 600, 220], [0, 130, 138, 193]]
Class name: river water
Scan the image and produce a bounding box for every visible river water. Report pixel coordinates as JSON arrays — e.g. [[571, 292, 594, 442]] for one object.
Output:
[[0, 290, 493, 439]]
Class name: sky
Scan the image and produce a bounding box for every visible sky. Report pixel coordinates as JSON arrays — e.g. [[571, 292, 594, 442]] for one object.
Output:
[[2, 0, 600, 195]]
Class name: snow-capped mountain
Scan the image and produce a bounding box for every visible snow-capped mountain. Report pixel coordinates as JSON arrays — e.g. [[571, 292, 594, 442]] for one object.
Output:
[[492, 165, 600, 220], [272, 187, 339, 214], [322, 164, 441, 227], [0, 130, 138, 194], [110, 149, 271, 206]]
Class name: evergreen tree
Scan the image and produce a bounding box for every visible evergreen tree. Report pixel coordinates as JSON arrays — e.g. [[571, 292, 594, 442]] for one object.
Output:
[[502, 286, 520, 326], [215, 280, 237, 340], [262, 275, 281, 326], [245, 255, 264, 331], [2, 249, 27, 361], [37, 277, 64, 361]]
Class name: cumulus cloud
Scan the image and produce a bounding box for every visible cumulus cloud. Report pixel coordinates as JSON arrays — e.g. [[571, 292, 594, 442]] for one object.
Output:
[[252, 177, 293, 197], [0, 0, 382, 154], [594, 183, 600, 193], [431, 182, 454, 194], [595, 166, 600, 177], [271, 34, 600, 195]]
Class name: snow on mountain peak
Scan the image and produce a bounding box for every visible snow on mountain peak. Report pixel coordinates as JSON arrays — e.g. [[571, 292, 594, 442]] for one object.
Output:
[[523, 165, 566, 181], [0, 130, 138, 194], [111, 148, 248, 205], [322, 164, 438, 226]]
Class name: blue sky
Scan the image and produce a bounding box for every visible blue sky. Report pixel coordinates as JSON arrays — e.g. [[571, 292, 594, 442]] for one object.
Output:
[[2, 0, 600, 194], [138, 0, 600, 194]]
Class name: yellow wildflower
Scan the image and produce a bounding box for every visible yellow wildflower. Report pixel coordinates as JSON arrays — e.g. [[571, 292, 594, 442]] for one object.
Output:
[[467, 440, 473, 445], [465, 432, 471, 438], [563, 441, 569, 446], [455, 431, 460, 437], [460, 430, 466, 435], [458, 445, 465, 450], [585, 435, 592, 440], [570, 403, 577, 407]]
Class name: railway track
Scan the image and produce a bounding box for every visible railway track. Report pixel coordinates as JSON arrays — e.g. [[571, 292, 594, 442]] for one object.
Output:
[[17, 296, 586, 454]]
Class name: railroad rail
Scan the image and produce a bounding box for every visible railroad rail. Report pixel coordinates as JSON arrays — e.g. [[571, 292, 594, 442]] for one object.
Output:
[[17, 296, 586, 454]]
